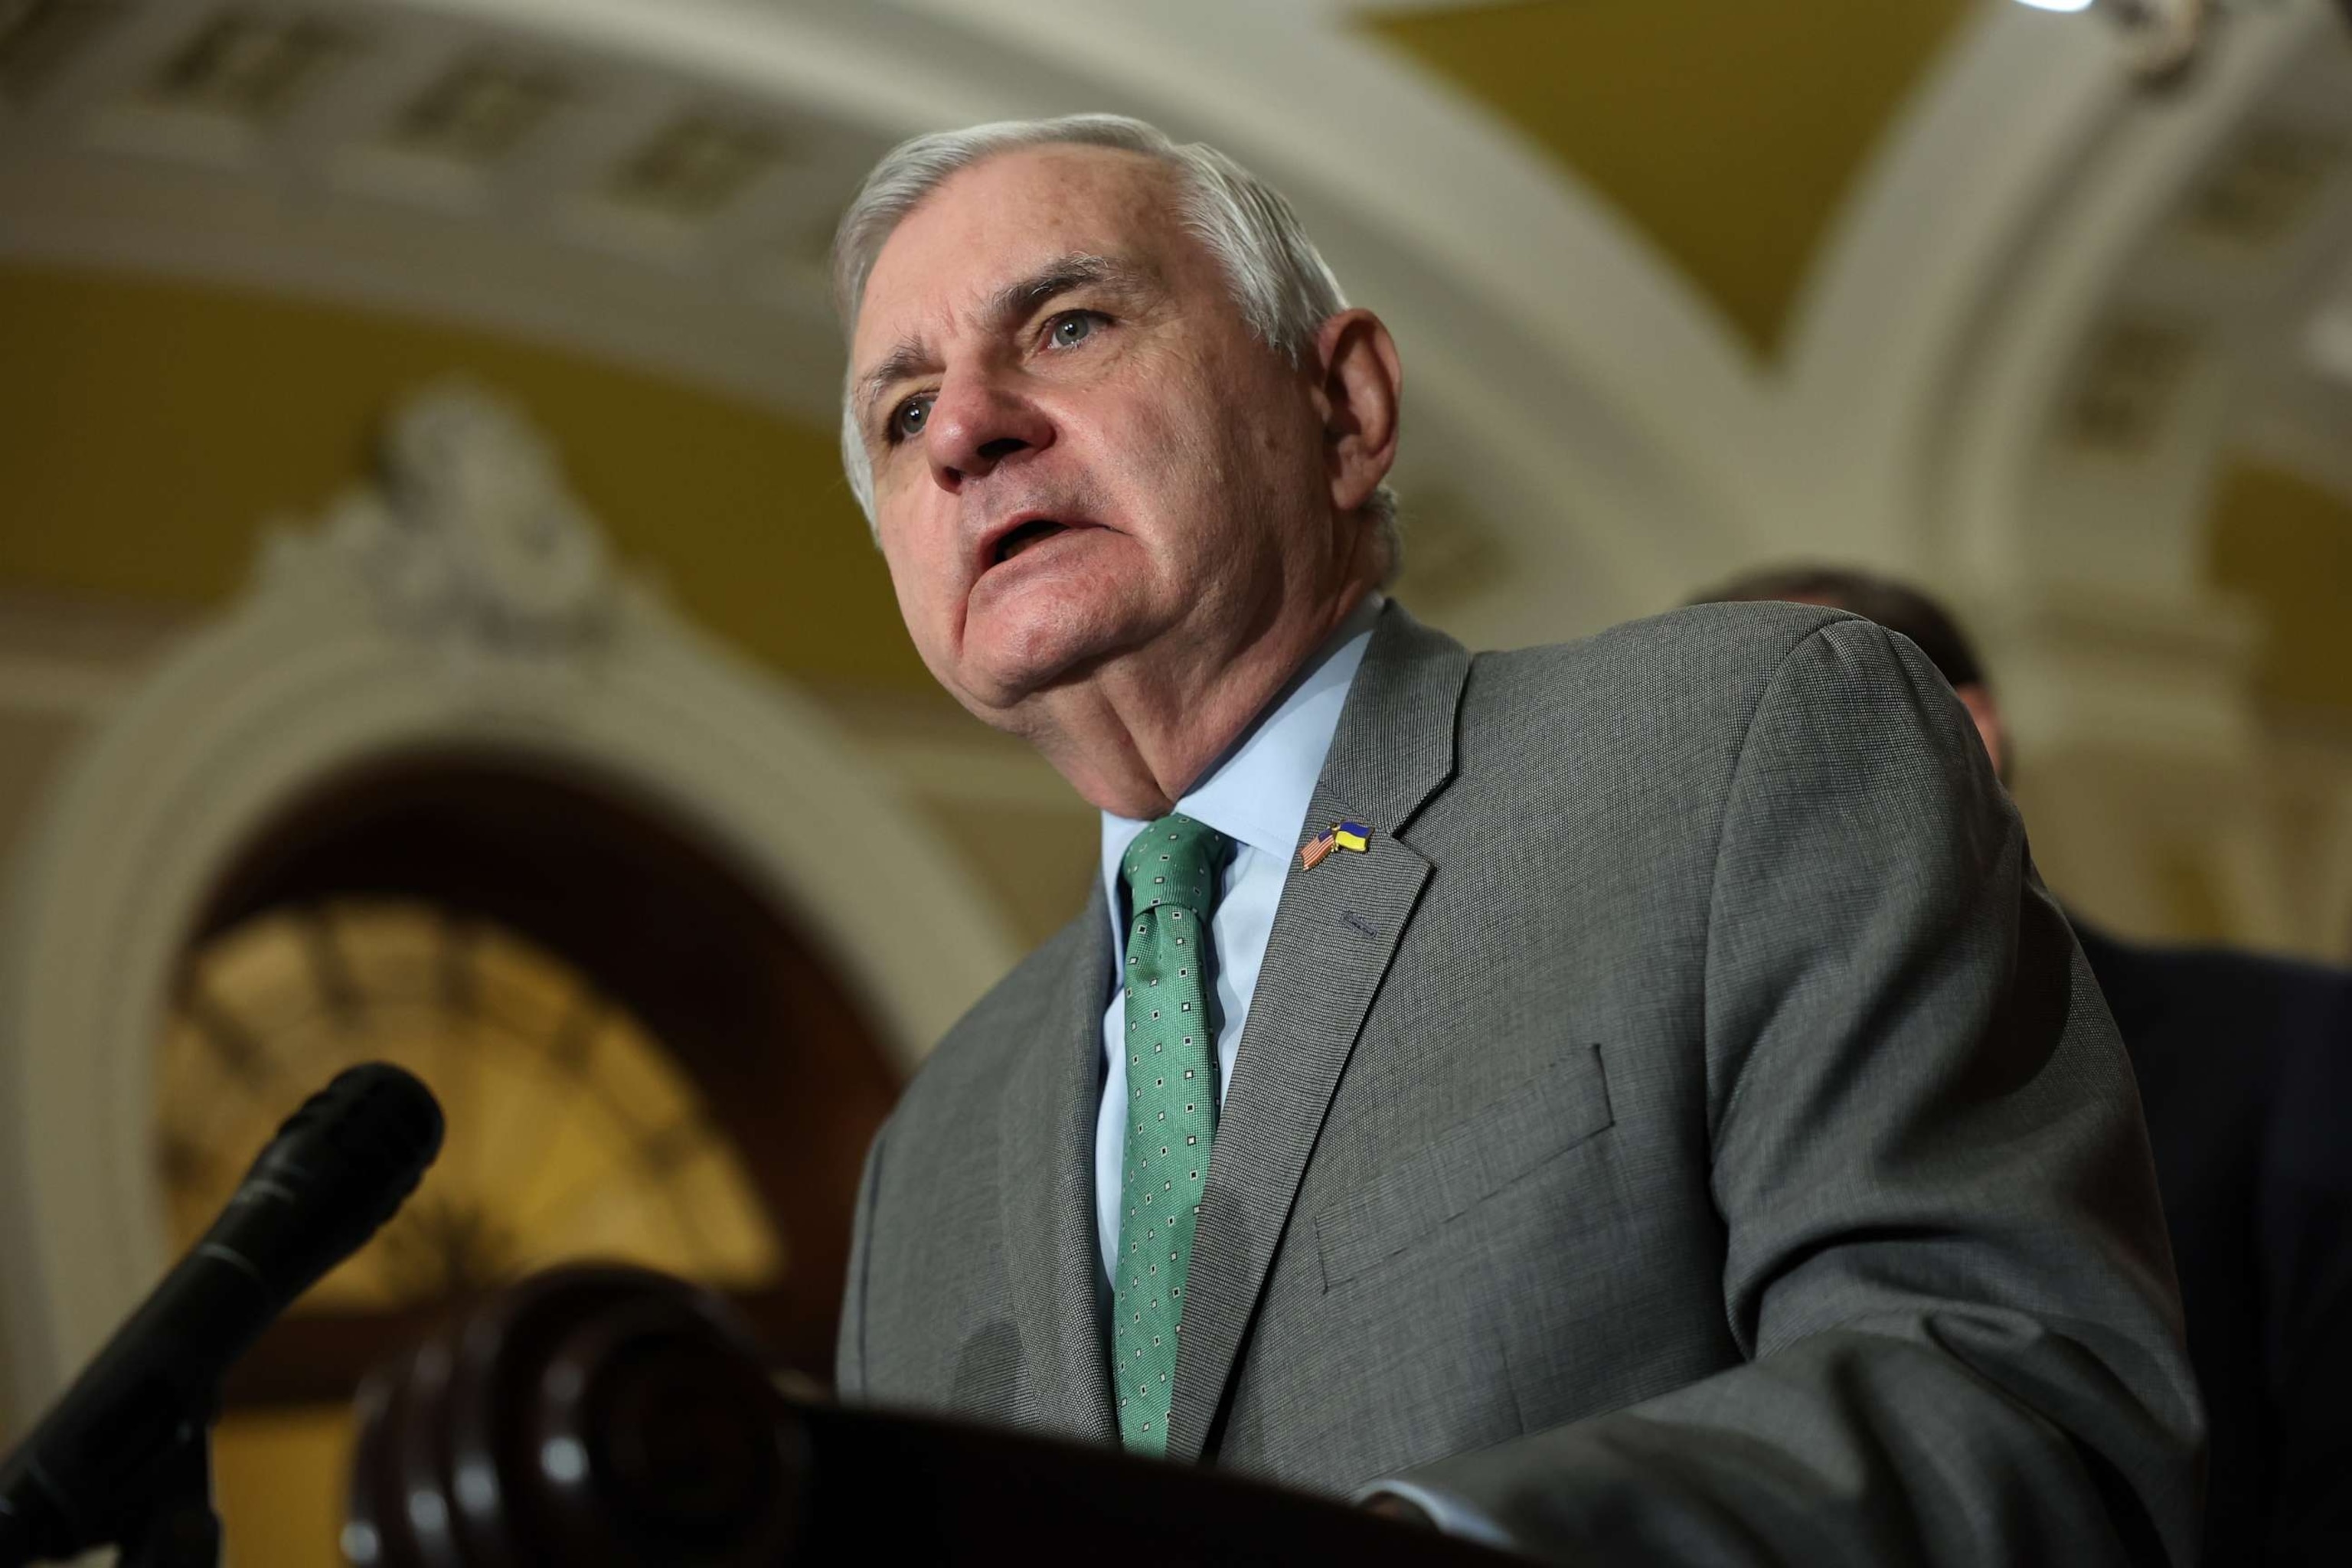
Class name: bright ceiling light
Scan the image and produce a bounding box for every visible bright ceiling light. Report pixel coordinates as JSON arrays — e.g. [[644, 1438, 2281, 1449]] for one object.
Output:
[[2015, 0, 2096, 12]]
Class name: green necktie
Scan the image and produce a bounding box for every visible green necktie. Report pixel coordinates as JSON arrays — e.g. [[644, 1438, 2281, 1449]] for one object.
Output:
[[1112, 812, 1231, 1456]]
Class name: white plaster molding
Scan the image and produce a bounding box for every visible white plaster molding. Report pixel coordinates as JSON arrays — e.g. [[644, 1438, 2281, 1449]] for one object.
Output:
[[403, 0, 1018, 146], [1774, 2, 2128, 560], [1966, 581, 2263, 764], [2307, 298, 2352, 385], [0, 383, 1017, 1418], [2234, 383, 2352, 498], [0, 655, 142, 719], [1773, 0, 2352, 621], [270, 381, 621, 655], [1928, 2, 2341, 590]]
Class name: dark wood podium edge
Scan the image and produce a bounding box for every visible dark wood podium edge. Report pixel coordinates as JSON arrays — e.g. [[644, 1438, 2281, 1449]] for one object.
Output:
[[792, 1397, 1529, 1566]]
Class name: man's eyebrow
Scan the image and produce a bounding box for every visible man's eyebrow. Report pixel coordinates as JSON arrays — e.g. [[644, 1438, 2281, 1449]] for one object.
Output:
[[854, 253, 1152, 434], [979, 252, 1149, 330], [856, 340, 936, 432]]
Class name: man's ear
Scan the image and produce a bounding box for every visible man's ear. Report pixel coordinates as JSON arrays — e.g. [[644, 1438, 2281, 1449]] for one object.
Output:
[[1955, 683, 2008, 783], [1314, 308, 1403, 514]]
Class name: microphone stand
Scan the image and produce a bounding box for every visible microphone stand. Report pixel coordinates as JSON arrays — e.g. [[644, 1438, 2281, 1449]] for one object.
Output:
[[0, 1408, 221, 1568], [0, 1062, 442, 1568], [116, 1420, 220, 1568]]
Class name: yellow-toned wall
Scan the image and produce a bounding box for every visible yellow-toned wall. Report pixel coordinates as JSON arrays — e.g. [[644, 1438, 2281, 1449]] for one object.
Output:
[[2209, 459, 2352, 715], [214, 1409, 352, 1567], [1369, 0, 1974, 357], [0, 263, 929, 691]]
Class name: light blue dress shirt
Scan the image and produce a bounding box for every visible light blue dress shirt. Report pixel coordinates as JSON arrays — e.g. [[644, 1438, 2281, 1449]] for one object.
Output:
[[1093, 594, 1381, 1283]]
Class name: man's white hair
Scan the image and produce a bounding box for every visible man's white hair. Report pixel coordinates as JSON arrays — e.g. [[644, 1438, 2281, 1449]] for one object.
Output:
[[830, 113, 1401, 581]]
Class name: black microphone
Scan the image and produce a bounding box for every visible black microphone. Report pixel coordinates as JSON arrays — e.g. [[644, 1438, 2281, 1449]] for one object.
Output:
[[0, 1062, 443, 1563]]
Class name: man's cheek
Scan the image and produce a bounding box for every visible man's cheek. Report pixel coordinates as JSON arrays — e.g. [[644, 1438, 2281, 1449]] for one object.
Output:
[[876, 539, 941, 647]]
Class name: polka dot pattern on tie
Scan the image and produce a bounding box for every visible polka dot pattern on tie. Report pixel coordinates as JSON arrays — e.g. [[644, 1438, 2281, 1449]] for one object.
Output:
[[1112, 811, 1230, 1459]]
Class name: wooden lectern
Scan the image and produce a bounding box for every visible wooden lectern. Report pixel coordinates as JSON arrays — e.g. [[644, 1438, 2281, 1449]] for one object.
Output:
[[344, 1265, 1517, 1566]]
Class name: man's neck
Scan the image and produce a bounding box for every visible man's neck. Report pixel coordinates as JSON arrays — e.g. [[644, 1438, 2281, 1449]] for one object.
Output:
[[1024, 586, 1374, 818]]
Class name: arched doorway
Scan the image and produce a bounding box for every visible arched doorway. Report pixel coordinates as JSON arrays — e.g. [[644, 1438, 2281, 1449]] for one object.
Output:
[[158, 754, 900, 1555], [165, 753, 900, 1393], [0, 384, 1018, 1562]]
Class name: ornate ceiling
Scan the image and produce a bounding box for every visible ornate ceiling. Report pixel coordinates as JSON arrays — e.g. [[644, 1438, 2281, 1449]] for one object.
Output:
[[1, 0, 2347, 732]]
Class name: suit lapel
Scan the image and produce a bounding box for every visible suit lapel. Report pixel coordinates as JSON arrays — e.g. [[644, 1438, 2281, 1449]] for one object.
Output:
[[1165, 605, 1472, 1462], [997, 887, 1119, 1445]]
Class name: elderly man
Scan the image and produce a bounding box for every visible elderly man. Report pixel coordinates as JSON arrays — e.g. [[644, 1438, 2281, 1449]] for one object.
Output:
[[829, 115, 2201, 1563]]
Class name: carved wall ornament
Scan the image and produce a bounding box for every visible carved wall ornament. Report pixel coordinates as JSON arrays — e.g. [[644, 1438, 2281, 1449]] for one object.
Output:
[[261, 381, 622, 659]]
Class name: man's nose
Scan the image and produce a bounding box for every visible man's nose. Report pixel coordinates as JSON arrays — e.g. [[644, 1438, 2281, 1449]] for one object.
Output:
[[926, 373, 1053, 492]]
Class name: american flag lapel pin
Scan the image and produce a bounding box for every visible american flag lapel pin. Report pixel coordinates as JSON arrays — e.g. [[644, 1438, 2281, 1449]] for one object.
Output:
[[1300, 821, 1370, 870]]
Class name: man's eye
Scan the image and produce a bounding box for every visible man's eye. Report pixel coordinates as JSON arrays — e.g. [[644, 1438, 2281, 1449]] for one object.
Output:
[[1045, 311, 1103, 349], [890, 394, 934, 443]]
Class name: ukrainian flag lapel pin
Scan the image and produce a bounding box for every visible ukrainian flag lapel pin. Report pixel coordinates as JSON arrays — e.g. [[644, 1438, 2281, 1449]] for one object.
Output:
[[1300, 821, 1371, 871]]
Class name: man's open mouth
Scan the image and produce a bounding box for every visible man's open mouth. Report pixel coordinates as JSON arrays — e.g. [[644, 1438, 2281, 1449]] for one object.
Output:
[[995, 519, 1070, 565]]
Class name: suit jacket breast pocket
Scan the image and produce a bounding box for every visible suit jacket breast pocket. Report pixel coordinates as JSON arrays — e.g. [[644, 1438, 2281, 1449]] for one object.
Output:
[[1315, 1044, 1614, 1291]]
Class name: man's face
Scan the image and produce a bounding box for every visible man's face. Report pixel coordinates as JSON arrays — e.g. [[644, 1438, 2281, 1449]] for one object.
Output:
[[848, 145, 1334, 724]]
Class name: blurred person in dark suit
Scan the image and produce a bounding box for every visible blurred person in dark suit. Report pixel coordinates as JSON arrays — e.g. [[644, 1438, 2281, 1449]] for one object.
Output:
[[1694, 564, 2352, 1568]]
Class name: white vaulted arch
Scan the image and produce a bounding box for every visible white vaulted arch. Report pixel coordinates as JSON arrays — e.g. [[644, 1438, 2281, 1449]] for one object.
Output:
[[1764, 0, 2352, 944]]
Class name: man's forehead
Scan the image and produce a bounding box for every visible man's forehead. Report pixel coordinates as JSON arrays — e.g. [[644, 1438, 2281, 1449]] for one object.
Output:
[[854, 145, 1180, 347]]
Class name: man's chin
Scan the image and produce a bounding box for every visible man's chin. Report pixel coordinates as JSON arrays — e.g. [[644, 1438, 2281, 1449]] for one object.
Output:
[[952, 656, 1086, 721], [952, 632, 1126, 724], [952, 600, 1142, 709]]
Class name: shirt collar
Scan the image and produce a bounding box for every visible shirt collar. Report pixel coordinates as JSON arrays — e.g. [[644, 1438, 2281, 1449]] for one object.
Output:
[[1099, 593, 1384, 898]]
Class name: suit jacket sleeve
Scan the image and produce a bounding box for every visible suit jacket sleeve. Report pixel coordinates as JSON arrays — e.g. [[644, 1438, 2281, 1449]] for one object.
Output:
[[837, 1119, 888, 1400], [1386, 619, 2206, 1565]]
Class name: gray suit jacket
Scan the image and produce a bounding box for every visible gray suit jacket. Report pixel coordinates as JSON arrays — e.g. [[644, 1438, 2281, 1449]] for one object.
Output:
[[838, 602, 2203, 1564]]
